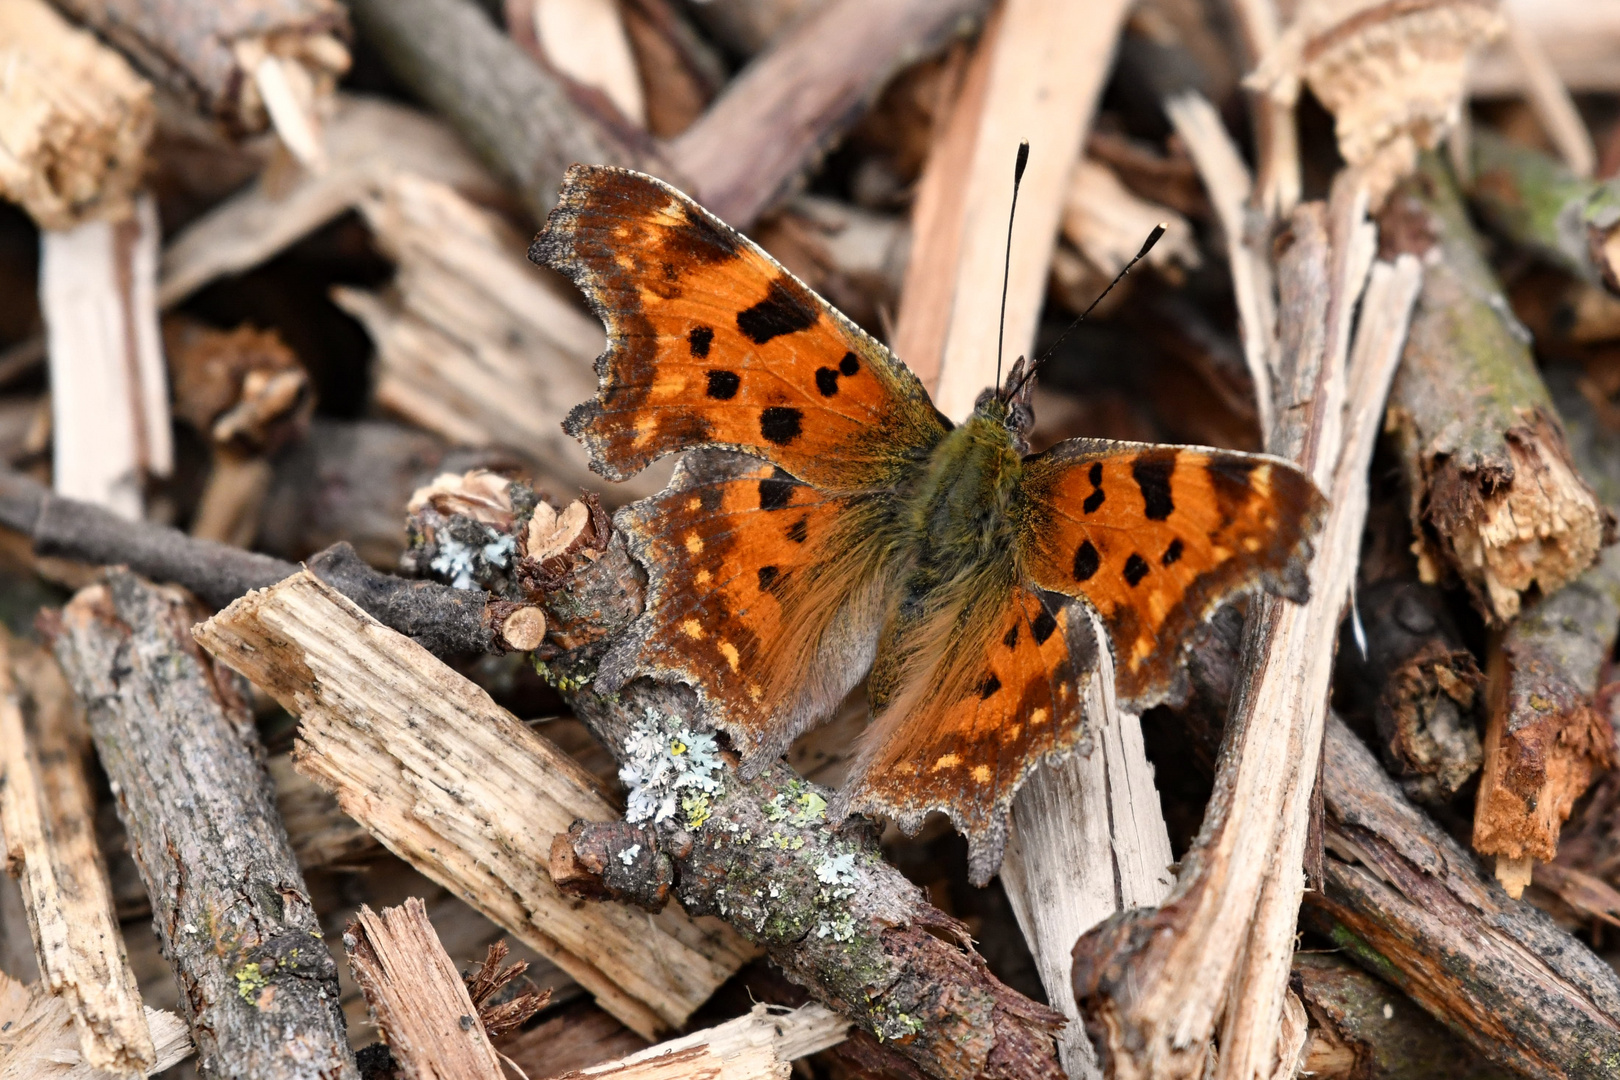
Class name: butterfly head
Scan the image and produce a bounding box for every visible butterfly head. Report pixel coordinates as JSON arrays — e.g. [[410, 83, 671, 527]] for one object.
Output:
[[976, 354, 1037, 455]]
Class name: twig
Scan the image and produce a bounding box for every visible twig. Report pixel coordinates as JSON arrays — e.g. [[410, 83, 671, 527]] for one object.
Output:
[[564, 1002, 846, 1079], [48, 572, 357, 1080], [0, 0, 153, 231], [345, 0, 663, 222], [344, 899, 506, 1080], [1469, 128, 1620, 294], [194, 570, 756, 1040], [1305, 713, 1620, 1078], [1501, 6, 1596, 178], [0, 631, 153, 1074], [1382, 152, 1608, 624], [664, 0, 990, 230]]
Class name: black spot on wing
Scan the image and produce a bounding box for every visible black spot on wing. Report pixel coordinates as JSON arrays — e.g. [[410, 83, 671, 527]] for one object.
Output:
[[978, 673, 1002, 699], [1133, 455, 1175, 520], [758, 470, 795, 510], [706, 370, 739, 399], [1074, 540, 1100, 582], [1032, 609, 1057, 644], [688, 326, 713, 358], [839, 352, 859, 377], [1089, 463, 1103, 486], [1124, 553, 1150, 586], [1083, 489, 1105, 514], [757, 565, 780, 592], [660, 202, 741, 265], [1162, 538, 1184, 566], [760, 406, 803, 445], [1003, 624, 1019, 648], [737, 278, 818, 344], [786, 516, 808, 543], [815, 368, 839, 396]]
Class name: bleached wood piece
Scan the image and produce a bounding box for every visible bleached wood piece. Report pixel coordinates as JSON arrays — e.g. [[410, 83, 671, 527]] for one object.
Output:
[[0, 0, 153, 232], [40, 193, 171, 519], [1230, 0, 1300, 216], [193, 570, 756, 1040], [1470, 0, 1620, 95], [1001, 629, 1174, 1080], [924, 0, 1132, 422], [1062, 159, 1198, 277], [332, 173, 636, 496], [568, 1003, 846, 1080], [1217, 252, 1421, 1080], [344, 899, 505, 1080], [1502, 7, 1596, 178], [533, 0, 648, 126], [159, 95, 506, 308], [0, 632, 153, 1076], [0, 971, 190, 1080], [1165, 92, 1277, 441]]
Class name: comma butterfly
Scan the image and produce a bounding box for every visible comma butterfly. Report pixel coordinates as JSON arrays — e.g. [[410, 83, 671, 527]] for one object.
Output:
[[532, 165, 1325, 884]]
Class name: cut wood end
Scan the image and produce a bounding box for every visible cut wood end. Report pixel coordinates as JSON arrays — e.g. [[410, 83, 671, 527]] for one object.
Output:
[[1251, 0, 1504, 205], [1495, 854, 1534, 898], [527, 500, 592, 562], [500, 607, 547, 652]]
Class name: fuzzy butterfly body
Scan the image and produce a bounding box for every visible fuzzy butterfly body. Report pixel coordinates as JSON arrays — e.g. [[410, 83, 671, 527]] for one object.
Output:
[[533, 165, 1325, 883]]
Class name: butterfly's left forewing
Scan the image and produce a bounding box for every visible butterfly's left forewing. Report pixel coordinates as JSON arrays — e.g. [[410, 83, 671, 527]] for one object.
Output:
[[1015, 440, 1325, 710]]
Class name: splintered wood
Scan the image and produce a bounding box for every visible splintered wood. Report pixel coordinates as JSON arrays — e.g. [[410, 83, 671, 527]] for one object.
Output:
[[0, 632, 152, 1075], [561, 1004, 848, 1080], [344, 899, 505, 1080], [0, 970, 192, 1080], [194, 570, 755, 1040], [0, 0, 153, 231]]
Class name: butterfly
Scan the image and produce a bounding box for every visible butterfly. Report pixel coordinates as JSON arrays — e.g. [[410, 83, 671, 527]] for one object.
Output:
[[532, 165, 1325, 884]]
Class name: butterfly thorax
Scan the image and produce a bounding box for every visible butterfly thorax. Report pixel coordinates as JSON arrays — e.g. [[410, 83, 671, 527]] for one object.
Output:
[[904, 403, 1025, 580]]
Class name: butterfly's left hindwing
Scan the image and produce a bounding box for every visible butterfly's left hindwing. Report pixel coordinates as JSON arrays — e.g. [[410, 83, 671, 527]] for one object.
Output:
[[1014, 440, 1325, 710]]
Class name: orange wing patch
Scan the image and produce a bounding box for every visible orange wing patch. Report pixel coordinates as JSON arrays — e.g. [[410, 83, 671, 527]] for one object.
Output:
[[1016, 440, 1325, 710], [836, 588, 1093, 885], [532, 165, 947, 492], [599, 452, 899, 766]]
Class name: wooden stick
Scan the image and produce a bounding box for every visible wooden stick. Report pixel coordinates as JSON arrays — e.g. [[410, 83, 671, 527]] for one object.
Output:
[[680, 0, 824, 57], [1000, 628, 1174, 1079], [1060, 159, 1199, 278], [344, 899, 505, 1080], [0, 970, 192, 1080], [346, 0, 662, 221], [49, 572, 357, 1080], [1383, 153, 1607, 625], [0, 0, 153, 232], [40, 194, 172, 519], [1165, 92, 1277, 440], [898, 0, 1131, 420], [522, 0, 647, 127], [192, 570, 756, 1040], [1471, 0, 1620, 95], [332, 173, 629, 497], [565, 1003, 847, 1079], [160, 94, 509, 308], [1501, 6, 1596, 178], [664, 0, 990, 230], [1305, 712, 1620, 1077], [1469, 128, 1620, 295], [49, 0, 350, 144], [0, 631, 152, 1075]]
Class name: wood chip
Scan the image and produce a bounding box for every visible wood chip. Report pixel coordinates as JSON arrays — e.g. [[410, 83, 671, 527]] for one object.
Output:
[[0, 970, 191, 1080], [0, 631, 152, 1075], [345, 898, 505, 1080], [193, 570, 757, 1040]]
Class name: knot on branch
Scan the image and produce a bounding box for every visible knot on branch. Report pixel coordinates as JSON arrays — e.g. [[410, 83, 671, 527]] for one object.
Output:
[[550, 821, 673, 912]]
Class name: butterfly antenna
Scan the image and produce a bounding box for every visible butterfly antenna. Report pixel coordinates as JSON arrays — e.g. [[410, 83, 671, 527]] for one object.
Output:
[[1006, 222, 1166, 401], [995, 141, 1030, 393]]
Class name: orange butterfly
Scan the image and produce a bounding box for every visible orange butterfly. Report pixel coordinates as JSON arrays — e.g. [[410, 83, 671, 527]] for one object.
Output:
[[533, 165, 1324, 883]]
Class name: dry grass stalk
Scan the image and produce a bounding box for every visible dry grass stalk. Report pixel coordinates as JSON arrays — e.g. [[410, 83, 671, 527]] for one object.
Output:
[[0, 970, 191, 1080], [344, 898, 506, 1080], [0, 631, 152, 1075], [40, 194, 172, 520], [0, 0, 153, 231], [193, 570, 756, 1040], [1249, 0, 1504, 205], [331, 173, 627, 496], [892, 0, 1132, 420]]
